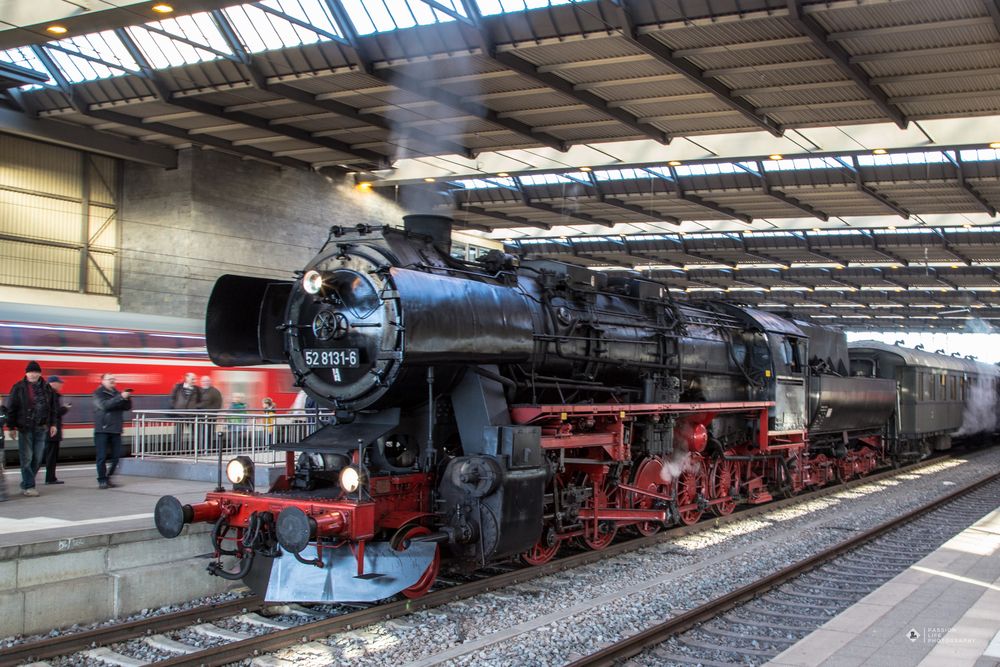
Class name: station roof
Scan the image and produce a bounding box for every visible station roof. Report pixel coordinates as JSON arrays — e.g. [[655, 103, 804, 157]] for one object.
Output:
[[3, 0, 1000, 332], [2, 0, 1000, 170]]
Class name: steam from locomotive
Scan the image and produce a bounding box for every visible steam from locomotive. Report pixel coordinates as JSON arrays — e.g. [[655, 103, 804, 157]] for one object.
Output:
[[154, 215, 1000, 603]]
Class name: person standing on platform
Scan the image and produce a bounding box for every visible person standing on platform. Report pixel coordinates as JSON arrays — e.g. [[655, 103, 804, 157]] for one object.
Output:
[[42, 375, 70, 485], [198, 376, 222, 410], [0, 401, 8, 502], [3, 361, 57, 497], [197, 375, 222, 450], [93, 373, 132, 489], [169, 372, 200, 452]]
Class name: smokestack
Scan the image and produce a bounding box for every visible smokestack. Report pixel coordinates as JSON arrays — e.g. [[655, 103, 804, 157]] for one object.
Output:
[[404, 214, 453, 255]]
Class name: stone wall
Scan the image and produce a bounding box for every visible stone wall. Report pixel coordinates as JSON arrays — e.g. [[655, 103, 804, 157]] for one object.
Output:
[[118, 149, 409, 319]]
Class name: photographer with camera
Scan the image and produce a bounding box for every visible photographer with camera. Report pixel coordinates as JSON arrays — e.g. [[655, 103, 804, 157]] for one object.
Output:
[[93, 373, 132, 490]]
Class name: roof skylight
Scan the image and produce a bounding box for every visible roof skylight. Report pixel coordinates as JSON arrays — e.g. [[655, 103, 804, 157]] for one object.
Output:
[[0, 47, 54, 87], [224, 0, 344, 53], [126, 12, 233, 69], [44, 31, 140, 82], [342, 0, 466, 36], [475, 0, 593, 17]]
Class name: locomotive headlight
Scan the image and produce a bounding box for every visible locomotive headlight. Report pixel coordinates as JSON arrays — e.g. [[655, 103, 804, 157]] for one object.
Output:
[[339, 465, 364, 493], [303, 270, 324, 295], [226, 456, 254, 487]]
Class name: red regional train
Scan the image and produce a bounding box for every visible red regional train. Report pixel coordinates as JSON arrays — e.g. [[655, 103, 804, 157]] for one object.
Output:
[[0, 302, 297, 463]]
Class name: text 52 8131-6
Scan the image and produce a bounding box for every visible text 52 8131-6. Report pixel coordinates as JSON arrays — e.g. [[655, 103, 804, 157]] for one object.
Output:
[[304, 348, 360, 368]]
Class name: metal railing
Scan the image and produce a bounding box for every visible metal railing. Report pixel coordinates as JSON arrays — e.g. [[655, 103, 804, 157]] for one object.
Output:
[[132, 409, 326, 464]]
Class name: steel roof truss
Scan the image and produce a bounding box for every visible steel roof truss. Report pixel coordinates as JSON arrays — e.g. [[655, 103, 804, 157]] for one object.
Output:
[[844, 156, 910, 219], [753, 161, 829, 221], [113, 26, 387, 167], [663, 166, 753, 224], [942, 151, 997, 217], [608, 0, 782, 138], [679, 239, 736, 269], [785, 0, 907, 129], [513, 176, 614, 228], [31, 45, 310, 170], [933, 228, 974, 266], [584, 172, 680, 225], [324, 0, 567, 152], [864, 231, 910, 267], [803, 236, 844, 266], [455, 202, 551, 230], [436, 0, 668, 144], [210, 10, 474, 160]]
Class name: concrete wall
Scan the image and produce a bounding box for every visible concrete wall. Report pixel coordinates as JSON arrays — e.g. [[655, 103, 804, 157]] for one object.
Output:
[[119, 149, 410, 319], [0, 524, 235, 638]]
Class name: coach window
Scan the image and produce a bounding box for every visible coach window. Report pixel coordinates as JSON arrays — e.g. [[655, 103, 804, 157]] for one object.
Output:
[[0, 324, 21, 349]]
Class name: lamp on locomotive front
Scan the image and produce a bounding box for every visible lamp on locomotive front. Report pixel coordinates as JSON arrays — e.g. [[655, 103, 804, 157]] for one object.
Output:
[[226, 456, 254, 491], [339, 464, 365, 493], [302, 269, 325, 295]]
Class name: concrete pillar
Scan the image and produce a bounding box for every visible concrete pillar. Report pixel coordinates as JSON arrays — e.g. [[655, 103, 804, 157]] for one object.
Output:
[[118, 149, 409, 318]]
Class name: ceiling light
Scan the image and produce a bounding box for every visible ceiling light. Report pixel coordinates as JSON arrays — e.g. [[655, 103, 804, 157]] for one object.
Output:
[[990, 142, 1000, 149], [744, 229, 753, 235], [963, 223, 972, 229], [888, 225, 896, 231], [812, 227, 820, 233], [667, 160, 682, 167], [768, 154, 783, 161], [496, 172, 509, 177], [356, 182, 372, 191], [46, 25, 68, 35], [872, 148, 888, 155], [423, 177, 435, 183], [151, 2, 174, 12], [579, 166, 592, 172]]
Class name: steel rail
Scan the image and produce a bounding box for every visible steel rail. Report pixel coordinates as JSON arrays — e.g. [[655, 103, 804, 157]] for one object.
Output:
[[0, 596, 262, 667], [566, 469, 1000, 667], [150, 453, 973, 667]]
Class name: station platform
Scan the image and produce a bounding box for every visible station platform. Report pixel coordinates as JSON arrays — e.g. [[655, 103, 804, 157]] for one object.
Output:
[[0, 463, 217, 547], [769, 505, 1000, 667], [0, 464, 234, 638]]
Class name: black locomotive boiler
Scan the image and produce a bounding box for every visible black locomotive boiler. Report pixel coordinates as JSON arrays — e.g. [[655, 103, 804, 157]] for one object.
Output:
[[154, 215, 998, 602]]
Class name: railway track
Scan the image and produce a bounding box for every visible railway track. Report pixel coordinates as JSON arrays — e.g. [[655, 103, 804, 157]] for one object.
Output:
[[566, 470, 1000, 667], [0, 453, 987, 667], [0, 597, 262, 667]]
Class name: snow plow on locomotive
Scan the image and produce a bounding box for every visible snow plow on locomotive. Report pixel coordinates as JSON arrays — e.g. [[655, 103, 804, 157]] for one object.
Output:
[[153, 215, 988, 603]]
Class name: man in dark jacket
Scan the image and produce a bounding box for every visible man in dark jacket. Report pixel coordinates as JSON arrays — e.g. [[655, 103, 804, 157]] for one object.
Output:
[[197, 375, 222, 410], [169, 372, 200, 451], [42, 376, 70, 485], [0, 402, 8, 501], [196, 375, 223, 450], [93, 373, 132, 489], [4, 361, 57, 496]]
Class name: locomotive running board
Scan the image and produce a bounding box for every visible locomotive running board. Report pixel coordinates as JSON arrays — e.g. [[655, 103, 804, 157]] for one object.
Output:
[[264, 542, 436, 603]]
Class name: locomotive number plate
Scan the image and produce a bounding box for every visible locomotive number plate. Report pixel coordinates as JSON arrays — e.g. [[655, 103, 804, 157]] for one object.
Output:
[[304, 348, 360, 368]]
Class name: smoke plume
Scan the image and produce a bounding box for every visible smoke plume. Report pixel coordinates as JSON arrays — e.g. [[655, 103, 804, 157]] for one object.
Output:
[[955, 373, 999, 437]]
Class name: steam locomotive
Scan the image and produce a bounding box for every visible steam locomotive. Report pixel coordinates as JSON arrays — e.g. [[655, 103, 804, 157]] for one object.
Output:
[[154, 215, 999, 602]]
